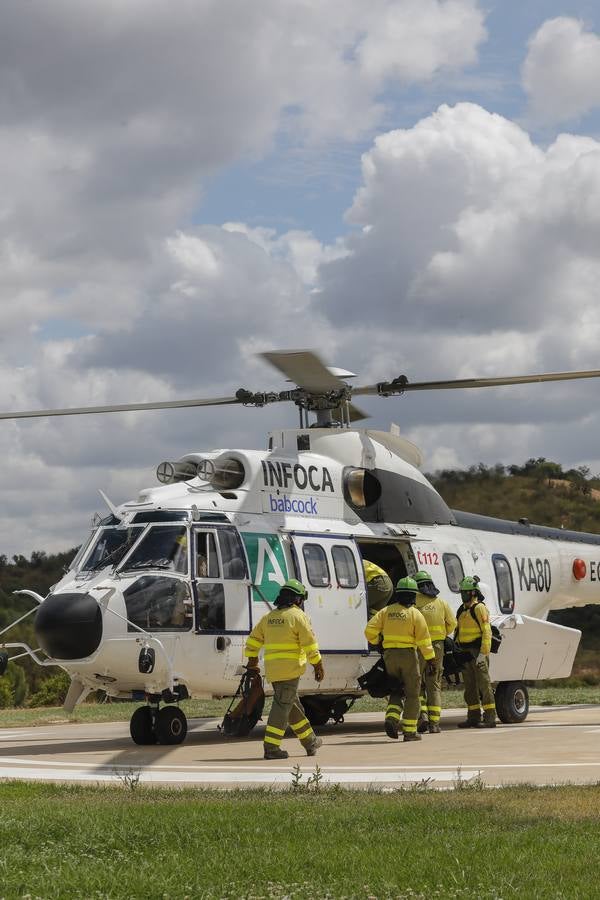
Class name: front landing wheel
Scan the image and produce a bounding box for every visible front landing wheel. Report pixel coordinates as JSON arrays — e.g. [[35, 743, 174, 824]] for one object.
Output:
[[156, 705, 188, 745], [495, 681, 529, 724], [130, 706, 157, 745]]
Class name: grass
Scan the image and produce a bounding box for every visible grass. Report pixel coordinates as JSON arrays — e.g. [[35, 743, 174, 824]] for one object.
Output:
[[0, 781, 599, 897], [0, 683, 598, 729]]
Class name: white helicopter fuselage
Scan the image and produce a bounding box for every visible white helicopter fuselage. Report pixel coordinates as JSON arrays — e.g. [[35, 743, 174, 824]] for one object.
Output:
[[29, 425, 597, 716]]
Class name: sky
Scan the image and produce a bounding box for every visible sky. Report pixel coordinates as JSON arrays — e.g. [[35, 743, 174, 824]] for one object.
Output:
[[2, 0, 600, 557]]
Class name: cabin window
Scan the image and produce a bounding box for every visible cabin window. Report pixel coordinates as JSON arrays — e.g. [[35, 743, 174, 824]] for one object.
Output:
[[303, 544, 330, 588], [196, 532, 220, 578], [443, 553, 465, 593], [124, 576, 193, 631], [493, 554, 514, 613], [121, 526, 188, 574], [332, 546, 359, 588], [217, 527, 247, 580], [195, 583, 226, 631]]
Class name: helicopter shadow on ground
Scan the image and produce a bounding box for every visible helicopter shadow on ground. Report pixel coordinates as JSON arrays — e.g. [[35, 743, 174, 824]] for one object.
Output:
[[91, 716, 272, 772], [0, 734, 137, 760]]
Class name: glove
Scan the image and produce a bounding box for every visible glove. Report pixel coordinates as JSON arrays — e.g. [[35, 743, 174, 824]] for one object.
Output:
[[313, 661, 325, 682], [246, 657, 259, 669], [476, 653, 487, 664], [425, 659, 437, 677]]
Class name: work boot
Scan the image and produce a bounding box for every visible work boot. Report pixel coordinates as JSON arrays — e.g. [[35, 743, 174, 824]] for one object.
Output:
[[428, 723, 441, 734], [305, 736, 323, 757], [457, 719, 482, 729], [385, 720, 399, 740], [481, 719, 496, 728], [403, 732, 422, 742], [264, 747, 289, 760], [417, 715, 429, 734]]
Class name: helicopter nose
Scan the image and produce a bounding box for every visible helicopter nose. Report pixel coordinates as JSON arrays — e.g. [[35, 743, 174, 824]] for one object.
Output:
[[35, 592, 103, 660]]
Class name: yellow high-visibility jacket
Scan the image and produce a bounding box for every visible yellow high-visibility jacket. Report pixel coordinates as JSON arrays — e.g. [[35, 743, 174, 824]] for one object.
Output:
[[365, 603, 434, 659], [363, 560, 393, 614], [363, 560, 388, 583], [244, 605, 321, 683], [415, 593, 457, 642], [456, 601, 492, 655]]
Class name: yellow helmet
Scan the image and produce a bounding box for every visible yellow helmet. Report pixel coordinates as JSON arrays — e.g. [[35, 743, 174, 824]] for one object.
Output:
[[363, 560, 387, 582]]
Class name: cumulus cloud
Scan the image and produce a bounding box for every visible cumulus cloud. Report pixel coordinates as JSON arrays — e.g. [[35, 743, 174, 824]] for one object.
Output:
[[523, 17, 600, 125], [306, 102, 600, 475], [320, 103, 600, 353], [222, 223, 349, 287], [8, 3, 600, 555], [0, 0, 487, 350]]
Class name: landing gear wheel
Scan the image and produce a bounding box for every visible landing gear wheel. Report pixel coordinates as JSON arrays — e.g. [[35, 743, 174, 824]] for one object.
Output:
[[156, 705, 188, 745], [130, 706, 157, 745], [495, 681, 529, 724]]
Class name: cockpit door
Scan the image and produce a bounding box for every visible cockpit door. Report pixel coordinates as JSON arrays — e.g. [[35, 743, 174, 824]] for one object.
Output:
[[192, 526, 251, 634], [290, 534, 366, 651]]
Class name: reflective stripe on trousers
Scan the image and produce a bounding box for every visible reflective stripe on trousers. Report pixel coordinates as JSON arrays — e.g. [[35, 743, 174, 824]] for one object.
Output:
[[263, 677, 317, 749]]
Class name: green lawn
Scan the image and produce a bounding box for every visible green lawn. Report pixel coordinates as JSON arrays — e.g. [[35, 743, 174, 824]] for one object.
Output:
[[0, 782, 598, 898], [0, 683, 598, 729]]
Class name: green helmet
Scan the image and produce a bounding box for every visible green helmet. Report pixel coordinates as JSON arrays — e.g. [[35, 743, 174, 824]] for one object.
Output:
[[395, 576, 418, 592], [414, 570, 431, 584], [459, 575, 480, 591], [393, 575, 418, 606], [275, 578, 308, 609], [282, 578, 307, 598], [414, 570, 439, 598]]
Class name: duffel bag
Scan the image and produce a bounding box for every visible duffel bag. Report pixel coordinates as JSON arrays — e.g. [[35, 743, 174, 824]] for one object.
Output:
[[358, 658, 403, 699]]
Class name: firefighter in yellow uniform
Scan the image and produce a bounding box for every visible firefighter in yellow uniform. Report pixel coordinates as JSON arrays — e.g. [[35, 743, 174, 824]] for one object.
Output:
[[244, 579, 325, 759], [455, 575, 496, 728], [363, 559, 394, 618], [365, 576, 435, 742], [414, 570, 457, 734]]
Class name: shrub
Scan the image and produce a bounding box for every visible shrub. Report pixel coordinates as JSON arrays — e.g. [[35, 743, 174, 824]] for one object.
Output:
[[28, 672, 71, 708]]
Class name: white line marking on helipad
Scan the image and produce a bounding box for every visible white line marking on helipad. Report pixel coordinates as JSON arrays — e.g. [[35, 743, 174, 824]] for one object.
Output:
[[0, 765, 479, 785], [0, 757, 486, 773], [0, 731, 56, 739]]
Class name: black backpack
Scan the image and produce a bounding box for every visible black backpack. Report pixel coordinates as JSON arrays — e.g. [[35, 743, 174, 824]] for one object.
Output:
[[357, 658, 404, 698]]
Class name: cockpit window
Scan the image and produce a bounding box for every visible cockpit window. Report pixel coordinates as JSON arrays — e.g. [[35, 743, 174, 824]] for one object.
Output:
[[80, 526, 144, 572], [132, 510, 189, 523], [120, 525, 188, 574]]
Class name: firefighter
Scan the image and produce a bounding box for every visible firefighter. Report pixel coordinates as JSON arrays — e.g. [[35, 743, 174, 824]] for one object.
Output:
[[414, 570, 457, 734], [363, 559, 394, 617], [455, 575, 496, 728], [244, 579, 325, 759], [365, 576, 436, 742]]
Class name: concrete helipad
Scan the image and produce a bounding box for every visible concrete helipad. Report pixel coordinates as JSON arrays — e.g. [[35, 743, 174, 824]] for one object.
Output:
[[1, 705, 600, 789]]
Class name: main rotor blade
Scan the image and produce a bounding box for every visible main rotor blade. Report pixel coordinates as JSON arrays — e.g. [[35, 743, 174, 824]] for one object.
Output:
[[0, 395, 240, 421], [261, 350, 347, 392], [353, 368, 600, 397]]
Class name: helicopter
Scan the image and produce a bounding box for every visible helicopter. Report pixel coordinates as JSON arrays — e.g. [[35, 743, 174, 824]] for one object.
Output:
[[1, 348, 599, 746]]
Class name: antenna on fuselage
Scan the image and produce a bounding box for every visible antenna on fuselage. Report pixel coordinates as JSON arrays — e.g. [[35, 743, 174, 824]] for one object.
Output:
[[98, 489, 121, 521]]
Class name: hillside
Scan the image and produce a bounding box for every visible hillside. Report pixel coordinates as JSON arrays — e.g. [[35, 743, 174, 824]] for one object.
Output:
[[430, 459, 600, 535], [0, 549, 77, 705]]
